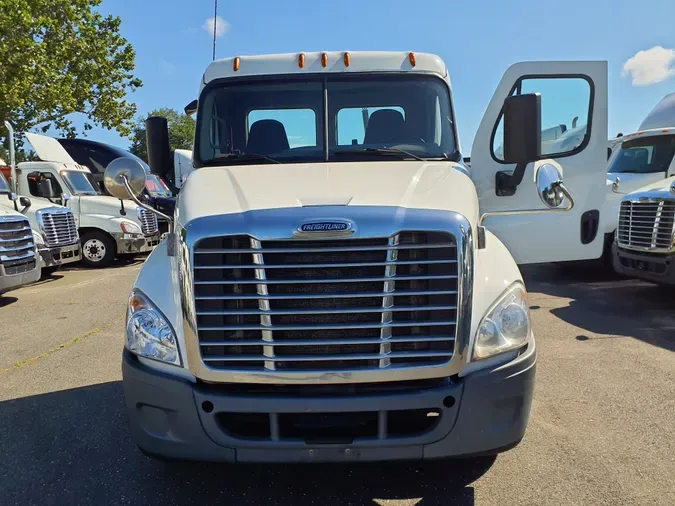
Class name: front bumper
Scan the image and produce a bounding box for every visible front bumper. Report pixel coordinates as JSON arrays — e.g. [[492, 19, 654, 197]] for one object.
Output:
[[112, 233, 161, 255], [37, 242, 81, 268], [122, 343, 536, 463], [612, 243, 675, 285], [0, 261, 40, 294]]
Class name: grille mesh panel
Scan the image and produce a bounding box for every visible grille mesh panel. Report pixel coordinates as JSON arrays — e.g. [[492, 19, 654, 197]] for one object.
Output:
[[41, 211, 77, 247], [617, 200, 675, 251], [0, 217, 35, 271], [193, 232, 459, 372]]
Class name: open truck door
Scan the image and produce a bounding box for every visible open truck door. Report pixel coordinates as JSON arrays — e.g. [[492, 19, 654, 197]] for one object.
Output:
[[471, 61, 608, 264]]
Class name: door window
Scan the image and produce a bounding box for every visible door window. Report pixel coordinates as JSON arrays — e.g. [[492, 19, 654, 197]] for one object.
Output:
[[492, 77, 592, 161]]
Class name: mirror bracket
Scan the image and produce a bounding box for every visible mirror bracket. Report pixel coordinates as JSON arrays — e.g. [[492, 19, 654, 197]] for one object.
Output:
[[480, 182, 574, 228], [495, 161, 529, 197], [476, 226, 486, 250], [119, 175, 176, 257]]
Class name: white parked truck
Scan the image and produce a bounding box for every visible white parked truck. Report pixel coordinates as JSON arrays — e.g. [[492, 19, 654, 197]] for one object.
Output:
[[107, 52, 609, 463], [12, 133, 160, 267], [612, 175, 675, 284], [1, 123, 81, 275]]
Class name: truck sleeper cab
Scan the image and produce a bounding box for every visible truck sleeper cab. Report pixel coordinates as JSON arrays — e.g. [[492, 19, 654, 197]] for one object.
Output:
[[14, 134, 160, 268], [111, 52, 609, 463]]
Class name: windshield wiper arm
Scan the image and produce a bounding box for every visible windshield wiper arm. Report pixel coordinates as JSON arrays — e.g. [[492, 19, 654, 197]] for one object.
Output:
[[213, 153, 282, 164], [332, 147, 426, 161]]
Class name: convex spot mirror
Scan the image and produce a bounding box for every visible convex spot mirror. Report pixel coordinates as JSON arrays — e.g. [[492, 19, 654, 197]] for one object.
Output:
[[536, 164, 565, 208], [104, 157, 147, 200], [502, 93, 542, 165]]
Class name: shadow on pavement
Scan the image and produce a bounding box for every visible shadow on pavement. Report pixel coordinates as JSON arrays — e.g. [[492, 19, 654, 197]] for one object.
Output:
[[522, 264, 675, 352], [0, 295, 18, 308], [0, 382, 490, 505]]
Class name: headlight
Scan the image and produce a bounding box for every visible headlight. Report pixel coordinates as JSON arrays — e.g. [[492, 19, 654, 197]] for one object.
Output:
[[120, 221, 142, 234], [473, 281, 530, 361], [126, 290, 180, 365], [32, 230, 45, 246]]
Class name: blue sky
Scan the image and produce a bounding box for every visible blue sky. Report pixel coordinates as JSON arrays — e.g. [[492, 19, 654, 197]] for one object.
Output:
[[79, 0, 675, 154]]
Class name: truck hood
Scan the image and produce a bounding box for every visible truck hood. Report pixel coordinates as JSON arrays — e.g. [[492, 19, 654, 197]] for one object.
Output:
[[0, 204, 24, 218], [178, 161, 478, 225], [77, 194, 142, 221], [621, 175, 675, 198]]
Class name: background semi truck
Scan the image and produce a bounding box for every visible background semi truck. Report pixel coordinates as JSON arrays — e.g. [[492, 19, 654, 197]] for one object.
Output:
[[10, 133, 160, 267], [108, 51, 609, 463]]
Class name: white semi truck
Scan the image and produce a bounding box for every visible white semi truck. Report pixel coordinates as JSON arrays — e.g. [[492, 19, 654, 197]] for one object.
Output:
[[107, 52, 609, 463], [11, 133, 160, 267], [2, 123, 81, 275]]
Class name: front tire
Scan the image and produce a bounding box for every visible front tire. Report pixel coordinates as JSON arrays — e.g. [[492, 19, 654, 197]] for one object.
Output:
[[80, 231, 116, 268]]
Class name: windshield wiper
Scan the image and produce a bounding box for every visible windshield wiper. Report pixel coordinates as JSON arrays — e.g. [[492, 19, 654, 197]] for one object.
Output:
[[332, 147, 427, 161], [211, 153, 282, 165]]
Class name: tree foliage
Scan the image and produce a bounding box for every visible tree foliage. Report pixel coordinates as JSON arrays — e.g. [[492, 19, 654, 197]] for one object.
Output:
[[128, 108, 195, 162], [0, 0, 142, 146]]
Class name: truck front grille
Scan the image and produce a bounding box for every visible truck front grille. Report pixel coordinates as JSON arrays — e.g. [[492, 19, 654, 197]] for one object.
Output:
[[192, 232, 459, 372], [41, 210, 78, 247], [138, 209, 158, 236], [617, 200, 675, 252], [0, 216, 36, 274]]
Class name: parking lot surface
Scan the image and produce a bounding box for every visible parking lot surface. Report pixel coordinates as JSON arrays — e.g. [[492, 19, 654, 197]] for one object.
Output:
[[1, 259, 674, 506]]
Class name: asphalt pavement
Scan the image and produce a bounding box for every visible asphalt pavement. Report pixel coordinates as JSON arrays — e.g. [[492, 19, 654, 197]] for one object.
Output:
[[0, 259, 673, 506]]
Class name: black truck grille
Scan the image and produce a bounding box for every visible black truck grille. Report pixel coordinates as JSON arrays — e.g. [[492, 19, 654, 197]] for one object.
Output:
[[617, 200, 675, 252], [192, 232, 459, 372]]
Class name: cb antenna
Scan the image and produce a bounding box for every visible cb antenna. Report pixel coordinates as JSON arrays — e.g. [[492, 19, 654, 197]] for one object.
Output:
[[212, 0, 218, 61]]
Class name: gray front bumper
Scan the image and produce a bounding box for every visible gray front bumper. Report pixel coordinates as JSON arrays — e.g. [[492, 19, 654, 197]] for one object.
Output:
[[37, 242, 81, 268], [612, 243, 675, 285], [113, 233, 161, 255], [122, 343, 536, 463], [0, 262, 41, 294]]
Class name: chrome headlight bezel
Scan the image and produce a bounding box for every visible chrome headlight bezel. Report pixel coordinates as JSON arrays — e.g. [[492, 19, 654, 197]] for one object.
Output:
[[126, 289, 181, 366], [32, 229, 45, 246], [472, 281, 531, 361], [120, 220, 142, 235]]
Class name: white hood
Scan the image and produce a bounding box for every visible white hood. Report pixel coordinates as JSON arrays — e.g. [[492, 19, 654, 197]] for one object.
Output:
[[25, 132, 77, 165], [0, 205, 24, 218], [178, 161, 478, 225], [78, 194, 143, 222]]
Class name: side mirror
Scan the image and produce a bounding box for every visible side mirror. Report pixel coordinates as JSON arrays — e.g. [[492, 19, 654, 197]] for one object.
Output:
[[62, 193, 71, 205], [19, 196, 31, 208], [38, 178, 57, 199], [535, 164, 566, 209], [103, 158, 147, 200], [184, 99, 198, 116], [502, 94, 542, 164]]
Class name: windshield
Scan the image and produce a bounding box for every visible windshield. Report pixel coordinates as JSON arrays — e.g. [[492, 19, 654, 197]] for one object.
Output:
[[0, 173, 9, 194], [60, 170, 98, 195], [146, 175, 171, 197], [196, 74, 457, 166], [608, 135, 675, 174]]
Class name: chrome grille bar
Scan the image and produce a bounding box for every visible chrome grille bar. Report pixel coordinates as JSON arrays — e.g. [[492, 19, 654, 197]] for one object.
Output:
[[379, 234, 398, 368], [251, 238, 275, 370], [617, 199, 675, 253], [40, 210, 78, 247]]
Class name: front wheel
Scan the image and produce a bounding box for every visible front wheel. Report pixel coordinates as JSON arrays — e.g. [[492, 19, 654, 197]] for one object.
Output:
[[80, 231, 116, 268]]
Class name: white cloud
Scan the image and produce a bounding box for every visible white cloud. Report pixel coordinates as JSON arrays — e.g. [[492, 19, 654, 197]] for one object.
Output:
[[203, 16, 230, 38], [623, 46, 675, 86]]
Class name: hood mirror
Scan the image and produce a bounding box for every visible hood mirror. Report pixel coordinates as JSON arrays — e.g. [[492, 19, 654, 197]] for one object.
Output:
[[103, 157, 147, 200], [62, 193, 71, 205], [535, 164, 566, 208], [9, 192, 18, 202], [19, 196, 31, 208]]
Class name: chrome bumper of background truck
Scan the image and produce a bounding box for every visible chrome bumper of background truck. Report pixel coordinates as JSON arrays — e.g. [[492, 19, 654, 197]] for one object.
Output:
[[38, 243, 81, 268], [121, 342, 536, 463], [113, 233, 161, 255], [613, 243, 675, 285]]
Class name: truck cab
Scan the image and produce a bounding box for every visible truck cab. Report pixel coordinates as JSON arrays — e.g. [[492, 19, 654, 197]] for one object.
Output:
[[108, 52, 609, 463], [15, 133, 160, 267]]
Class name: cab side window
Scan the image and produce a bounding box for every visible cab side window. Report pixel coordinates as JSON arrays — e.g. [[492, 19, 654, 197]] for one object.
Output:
[[492, 77, 592, 161], [27, 172, 63, 197]]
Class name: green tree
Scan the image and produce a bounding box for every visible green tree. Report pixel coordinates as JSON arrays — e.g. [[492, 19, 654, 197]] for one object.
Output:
[[0, 0, 142, 158], [128, 108, 195, 162]]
